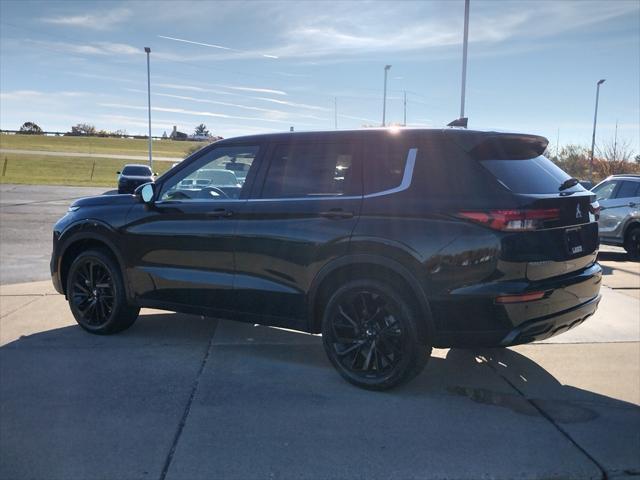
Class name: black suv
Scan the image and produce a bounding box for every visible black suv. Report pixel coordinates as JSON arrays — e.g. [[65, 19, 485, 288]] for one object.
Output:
[[117, 164, 155, 194], [51, 129, 602, 390]]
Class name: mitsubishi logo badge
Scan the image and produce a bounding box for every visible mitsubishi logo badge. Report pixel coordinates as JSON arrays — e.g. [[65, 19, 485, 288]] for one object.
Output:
[[576, 204, 582, 219]]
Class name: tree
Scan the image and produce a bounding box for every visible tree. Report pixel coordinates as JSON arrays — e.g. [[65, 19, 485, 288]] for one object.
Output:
[[194, 124, 210, 137], [68, 123, 96, 136], [598, 137, 634, 163], [18, 122, 43, 135]]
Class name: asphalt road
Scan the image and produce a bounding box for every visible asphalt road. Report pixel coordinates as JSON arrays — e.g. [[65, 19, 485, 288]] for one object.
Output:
[[0, 184, 108, 284]]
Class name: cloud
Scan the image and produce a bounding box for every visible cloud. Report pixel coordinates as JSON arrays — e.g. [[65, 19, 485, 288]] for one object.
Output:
[[28, 40, 140, 56], [98, 103, 320, 127], [216, 84, 286, 96], [252, 97, 329, 112], [157, 34, 279, 59], [41, 7, 131, 30], [0, 90, 90, 100], [156, 82, 288, 98], [158, 35, 233, 51]]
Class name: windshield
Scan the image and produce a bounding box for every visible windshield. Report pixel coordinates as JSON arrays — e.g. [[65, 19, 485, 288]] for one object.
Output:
[[122, 166, 152, 176], [480, 155, 585, 194], [194, 169, 239, 186]]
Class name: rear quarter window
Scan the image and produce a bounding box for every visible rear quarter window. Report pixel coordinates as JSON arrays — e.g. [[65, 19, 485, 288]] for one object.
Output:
[[615, 181, 640, 199], [479, 156, 583, 194]]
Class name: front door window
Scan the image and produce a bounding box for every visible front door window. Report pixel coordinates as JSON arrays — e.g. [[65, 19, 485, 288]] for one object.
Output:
[[160, 146, 260, 201]]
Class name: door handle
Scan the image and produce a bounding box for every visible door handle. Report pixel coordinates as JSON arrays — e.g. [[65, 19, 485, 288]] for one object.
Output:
[[319, 208, 354, 219], [629, 202, 637, 207], [206, 208, 234, 218]]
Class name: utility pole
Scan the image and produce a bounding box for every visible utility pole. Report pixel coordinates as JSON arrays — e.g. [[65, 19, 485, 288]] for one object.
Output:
[[589, 79, 606, 182], [556, 128, 560, 159], [403, 90, 407, 126], [613, 119, 618, 161], [334, 97, 338, 129], [144, 47, 153, 169], [382, 65, 391, 126], [459, 0, 470, 119]]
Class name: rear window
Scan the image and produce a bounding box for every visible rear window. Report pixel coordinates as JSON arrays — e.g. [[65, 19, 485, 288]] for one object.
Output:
[[479, 155, 582, 194], [122, 166, 151, 176]]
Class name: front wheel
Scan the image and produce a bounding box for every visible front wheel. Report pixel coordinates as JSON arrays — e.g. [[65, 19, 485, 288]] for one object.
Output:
[[624, 226, 640, 259], [321, 280, 431, 390], [66, 249, 140, 334]]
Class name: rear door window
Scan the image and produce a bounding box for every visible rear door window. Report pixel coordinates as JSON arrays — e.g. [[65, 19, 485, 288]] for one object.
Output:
[[615, 181, 640, 199], [479, 156, 582, 194], [261, 143, 359, 198]]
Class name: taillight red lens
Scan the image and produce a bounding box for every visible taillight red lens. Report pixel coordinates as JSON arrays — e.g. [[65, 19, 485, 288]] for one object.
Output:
[[457, 208, 560, 231]]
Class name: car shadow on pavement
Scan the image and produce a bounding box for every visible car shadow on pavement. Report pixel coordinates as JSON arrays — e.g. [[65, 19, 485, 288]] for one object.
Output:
[[598, 250, 637, 263]]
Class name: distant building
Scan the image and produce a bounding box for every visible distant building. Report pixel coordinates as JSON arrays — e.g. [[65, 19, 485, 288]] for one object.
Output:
[[169, 126, 187, 140]]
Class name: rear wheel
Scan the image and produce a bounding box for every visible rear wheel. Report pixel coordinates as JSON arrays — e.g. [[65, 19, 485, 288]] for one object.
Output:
[[321, 280, 431, 390], [66, 249, 139, 334], [624, 226, 640, 259]]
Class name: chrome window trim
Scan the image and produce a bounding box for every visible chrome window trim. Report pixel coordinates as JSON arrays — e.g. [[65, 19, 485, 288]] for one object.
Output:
[[157, 147, 418, 204]]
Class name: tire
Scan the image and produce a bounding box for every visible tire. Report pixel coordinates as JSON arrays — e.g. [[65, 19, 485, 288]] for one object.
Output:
[[321, 279, 431, 390], [624, 226, 640, 259], [66, 249, 140, 334]]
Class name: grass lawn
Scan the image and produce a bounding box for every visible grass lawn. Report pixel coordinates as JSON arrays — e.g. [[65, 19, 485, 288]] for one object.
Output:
[[0, 153, 174, 187], [0, 133, 203, 157]]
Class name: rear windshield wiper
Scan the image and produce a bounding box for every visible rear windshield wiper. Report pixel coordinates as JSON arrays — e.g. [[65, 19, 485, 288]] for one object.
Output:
[[559, 177, 579, 191]]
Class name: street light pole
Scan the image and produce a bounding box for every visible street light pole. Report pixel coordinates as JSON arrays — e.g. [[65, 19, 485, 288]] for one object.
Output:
[[334, 97, 338, 129], [403, 90, 407, 126], [589, 79, 606, 182], [459, 0, 470, 119], [144, 47, 153, 170], [382, 65, 391, 126]]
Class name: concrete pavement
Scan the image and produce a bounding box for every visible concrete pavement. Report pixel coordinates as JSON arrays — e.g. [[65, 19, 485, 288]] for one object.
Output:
[[1, 281, 638, 480]]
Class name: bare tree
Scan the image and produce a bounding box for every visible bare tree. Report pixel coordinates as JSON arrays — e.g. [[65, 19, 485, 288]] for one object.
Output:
[[597, 137, 635, 163]]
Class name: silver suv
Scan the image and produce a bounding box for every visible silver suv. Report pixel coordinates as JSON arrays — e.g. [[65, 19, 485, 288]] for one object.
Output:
[[592, 174, 640, 258]]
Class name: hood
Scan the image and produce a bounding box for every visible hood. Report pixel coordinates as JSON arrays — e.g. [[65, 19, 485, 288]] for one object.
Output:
[[71, 193, 138, 208]]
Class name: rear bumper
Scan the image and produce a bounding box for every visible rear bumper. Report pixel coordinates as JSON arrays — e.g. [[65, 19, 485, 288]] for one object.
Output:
[[431, 262, 602, 347], [499, 294, 600, 346]]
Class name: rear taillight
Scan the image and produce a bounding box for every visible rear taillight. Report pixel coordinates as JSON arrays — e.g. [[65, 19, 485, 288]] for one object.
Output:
[[456, 208, 560, 231]]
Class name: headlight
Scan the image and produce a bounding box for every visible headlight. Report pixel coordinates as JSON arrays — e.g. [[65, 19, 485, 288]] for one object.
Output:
[[68, 206, 80, 212]]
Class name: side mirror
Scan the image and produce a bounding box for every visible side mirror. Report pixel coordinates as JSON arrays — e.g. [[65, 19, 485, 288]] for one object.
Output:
[[116, 171, 121, 175], [135, 182, 155, 204]]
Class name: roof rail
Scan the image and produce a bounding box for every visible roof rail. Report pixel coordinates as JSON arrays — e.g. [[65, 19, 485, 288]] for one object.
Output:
[[611, 173, 640, 178]]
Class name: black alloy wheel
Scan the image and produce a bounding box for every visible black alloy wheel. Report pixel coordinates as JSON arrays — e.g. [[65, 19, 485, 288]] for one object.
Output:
[[67, 249, 140, 334], [322, 280, 430, 390], [70, 259, 115, 327]]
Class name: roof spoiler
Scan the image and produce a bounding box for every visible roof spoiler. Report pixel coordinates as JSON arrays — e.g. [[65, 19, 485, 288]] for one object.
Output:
[[447, 117, 468, 128], [446, 131, 549, 160]]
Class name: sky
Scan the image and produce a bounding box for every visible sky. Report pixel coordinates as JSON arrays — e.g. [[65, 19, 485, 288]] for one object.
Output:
[[0, 0, 638, 153]]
